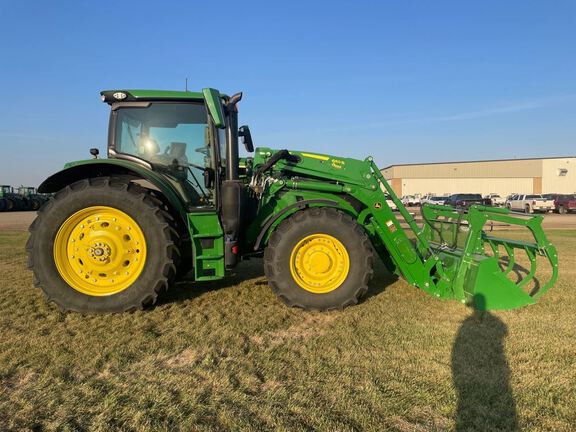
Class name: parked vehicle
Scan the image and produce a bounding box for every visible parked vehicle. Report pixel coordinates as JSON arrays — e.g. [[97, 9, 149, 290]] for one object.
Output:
[[506, 194, 555, 214], [0, 185, 25, 211], [18, 186, 49, 211], [429, 196, 446, 205], [484, 193, 505, 206], [553, 194, 576, 214], [444, 193, 489, 209], [420, 195, 444, 205], [384, 194, 397, 211], [422, 196, 446, 206], [401, 195, 420, 206], [541, 193, 558, 200]]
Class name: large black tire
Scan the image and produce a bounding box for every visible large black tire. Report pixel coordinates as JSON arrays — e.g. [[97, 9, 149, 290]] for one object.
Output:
[[0, 198, 6, 212], [5, 198, 15, 211], [27, 177, 179, 313], [29, 198, 42, 211], [264, 207, 373, 310]]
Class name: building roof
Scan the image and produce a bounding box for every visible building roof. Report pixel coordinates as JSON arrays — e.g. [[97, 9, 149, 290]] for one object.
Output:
[[381, 155, 575, 171], [381, 156, 576, 180]]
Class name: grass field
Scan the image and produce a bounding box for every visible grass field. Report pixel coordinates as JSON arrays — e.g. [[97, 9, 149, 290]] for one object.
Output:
[[1, 230, 575, 431]]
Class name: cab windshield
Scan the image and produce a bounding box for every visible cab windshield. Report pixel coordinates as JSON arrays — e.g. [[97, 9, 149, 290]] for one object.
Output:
[[114, 102, 215, 204]]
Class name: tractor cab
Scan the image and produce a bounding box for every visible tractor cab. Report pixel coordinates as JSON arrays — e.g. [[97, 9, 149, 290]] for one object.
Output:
[[100, 89, 253, 208], [0, 185, 13, 197], [18, 186, 36, 197]]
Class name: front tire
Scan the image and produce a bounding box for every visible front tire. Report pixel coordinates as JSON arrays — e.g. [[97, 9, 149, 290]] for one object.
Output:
[[264, 207, 373, 310], [27, 177, 178, 313]]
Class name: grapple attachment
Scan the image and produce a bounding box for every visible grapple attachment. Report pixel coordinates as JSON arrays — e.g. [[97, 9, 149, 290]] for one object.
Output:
[[369, 162, 558, 311], [418, 204, 558, 310]]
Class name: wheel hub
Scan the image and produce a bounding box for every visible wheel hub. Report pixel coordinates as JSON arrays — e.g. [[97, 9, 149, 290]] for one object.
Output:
[[53, 206, 147, 296], [89, 242, 111, 261], [290, 234, 350, 294]]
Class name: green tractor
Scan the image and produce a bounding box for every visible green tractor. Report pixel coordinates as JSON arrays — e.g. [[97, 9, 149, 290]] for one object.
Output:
[[0, 185, 25, 212], [28, 88, 558, 313], [18, 186, 48, 211]]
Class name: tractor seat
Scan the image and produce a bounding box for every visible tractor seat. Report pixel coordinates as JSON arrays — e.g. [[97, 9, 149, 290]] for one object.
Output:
[[167, 142, 188, 167]]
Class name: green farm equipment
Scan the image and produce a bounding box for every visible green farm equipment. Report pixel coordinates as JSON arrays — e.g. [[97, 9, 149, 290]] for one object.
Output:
[[18, 186, 48, 211], [27, 89, 558, 313], [0, 185, 25, 211]]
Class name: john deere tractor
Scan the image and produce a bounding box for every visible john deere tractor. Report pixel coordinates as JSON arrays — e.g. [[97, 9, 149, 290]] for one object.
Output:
[[28, 88, 558, 313], [18, 186, 48, 211], [1, 185, 24, 211]]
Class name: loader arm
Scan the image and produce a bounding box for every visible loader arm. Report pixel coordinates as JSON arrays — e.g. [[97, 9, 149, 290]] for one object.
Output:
[[251, 148, 558, 310]]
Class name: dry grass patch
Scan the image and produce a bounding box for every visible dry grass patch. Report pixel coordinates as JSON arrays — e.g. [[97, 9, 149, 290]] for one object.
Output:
[[0, 230, 575, 431]]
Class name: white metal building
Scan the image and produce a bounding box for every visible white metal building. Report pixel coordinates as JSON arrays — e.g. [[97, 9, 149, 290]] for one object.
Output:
[[381, 156, 576, 198]]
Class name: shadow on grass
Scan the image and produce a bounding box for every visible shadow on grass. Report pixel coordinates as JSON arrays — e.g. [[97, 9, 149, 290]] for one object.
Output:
[[156, 257, 396, 307], [365, 261, 398, 300], [156, 258, 266, 306], [451, 294, 519, 432]]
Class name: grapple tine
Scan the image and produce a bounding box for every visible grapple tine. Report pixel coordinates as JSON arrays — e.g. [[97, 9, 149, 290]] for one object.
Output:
[[502, 243, 515, 275], [517, 247, 537, 289]]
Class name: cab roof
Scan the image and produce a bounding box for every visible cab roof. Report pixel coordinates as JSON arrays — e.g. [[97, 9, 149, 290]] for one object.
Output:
[[100, 89, 229, 104]]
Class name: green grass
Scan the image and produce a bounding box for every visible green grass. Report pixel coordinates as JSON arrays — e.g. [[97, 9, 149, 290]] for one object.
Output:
[[0, 230, 575, 431]]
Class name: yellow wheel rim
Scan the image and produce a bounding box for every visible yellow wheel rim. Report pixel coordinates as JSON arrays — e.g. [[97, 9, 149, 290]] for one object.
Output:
[[289, 233, 350, 294], [53, 206, 147, 296]]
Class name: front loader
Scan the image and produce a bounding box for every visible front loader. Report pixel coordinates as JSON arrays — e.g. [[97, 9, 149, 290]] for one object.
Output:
[[27, 88, 558, 313]]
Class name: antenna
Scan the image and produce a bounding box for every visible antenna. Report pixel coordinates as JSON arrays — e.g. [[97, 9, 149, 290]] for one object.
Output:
[[185, 78, 188, 92]]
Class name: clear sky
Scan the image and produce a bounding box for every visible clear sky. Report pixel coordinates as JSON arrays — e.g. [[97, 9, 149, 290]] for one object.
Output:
[[1, 1, 575, 186]]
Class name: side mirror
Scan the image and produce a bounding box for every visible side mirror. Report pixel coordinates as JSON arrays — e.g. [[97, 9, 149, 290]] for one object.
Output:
[[238, 125, 254, 153], [203, 167, 215, 189]]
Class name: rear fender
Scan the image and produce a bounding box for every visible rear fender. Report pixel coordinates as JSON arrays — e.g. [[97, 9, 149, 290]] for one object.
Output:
[[38, 159, 189, 225]]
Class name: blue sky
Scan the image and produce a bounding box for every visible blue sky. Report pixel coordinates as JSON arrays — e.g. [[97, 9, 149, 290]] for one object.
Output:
[[0, 1, 575, 186]]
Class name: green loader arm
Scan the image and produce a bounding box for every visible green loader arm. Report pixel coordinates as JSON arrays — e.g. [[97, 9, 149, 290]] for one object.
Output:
[[251, 148, 558, 310]]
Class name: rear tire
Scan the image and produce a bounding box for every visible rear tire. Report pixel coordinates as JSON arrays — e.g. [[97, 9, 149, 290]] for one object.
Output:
[[525, 205, 532, 214], [558, 205, 567, 215], [264, 207, 373, 310], [29, 198, 42, 211], [27, 177, 178, 313]]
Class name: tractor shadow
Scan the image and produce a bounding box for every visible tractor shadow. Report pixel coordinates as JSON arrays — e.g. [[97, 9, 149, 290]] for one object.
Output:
[[156, 258, 397, 306], [157, 258, 266, 306], [365, 260, 398, 300], [451, 294, 519, 432]]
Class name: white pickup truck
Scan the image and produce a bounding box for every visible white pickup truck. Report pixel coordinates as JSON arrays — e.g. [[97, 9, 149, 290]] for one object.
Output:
[[484, 193, 505, 206], [506, 194, 555, 213]]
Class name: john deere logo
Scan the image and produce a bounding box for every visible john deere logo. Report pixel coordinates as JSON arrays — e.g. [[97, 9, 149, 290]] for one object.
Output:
[[374, 202, 382, 209], [331, 159, 345, 169], [113, 92, 127, 100]]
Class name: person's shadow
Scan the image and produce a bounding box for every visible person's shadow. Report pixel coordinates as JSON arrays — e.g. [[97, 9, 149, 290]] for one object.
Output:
[[451, 294, 519, 432]]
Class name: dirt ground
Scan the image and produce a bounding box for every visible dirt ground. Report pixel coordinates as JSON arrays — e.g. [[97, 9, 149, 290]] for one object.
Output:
[[2, 208, 575, 231], [0, 212, 38, 231]]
